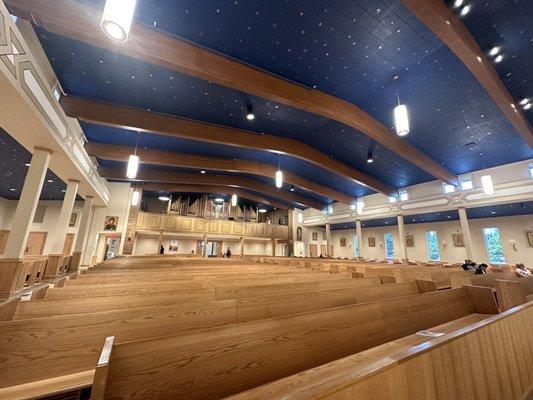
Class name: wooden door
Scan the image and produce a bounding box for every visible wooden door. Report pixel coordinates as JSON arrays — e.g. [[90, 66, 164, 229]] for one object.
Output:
[[320, 245, 327, 257], [0, 230, 9, 255], [63, 233, 75, 255], [309, 244, 317, 258], [25, 232, 47, 255]]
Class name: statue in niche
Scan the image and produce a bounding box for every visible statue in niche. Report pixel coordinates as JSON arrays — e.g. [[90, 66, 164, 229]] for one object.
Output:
[[296, 227, 302, 241]]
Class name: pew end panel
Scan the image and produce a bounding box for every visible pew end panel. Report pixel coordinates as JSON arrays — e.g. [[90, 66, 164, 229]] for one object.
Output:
[[0, 298, 20, 322], [91, 336, 115, 400], [495, 279, 528, 312]]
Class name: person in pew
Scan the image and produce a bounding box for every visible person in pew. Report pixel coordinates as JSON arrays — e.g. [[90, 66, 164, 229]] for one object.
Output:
[[319, 254, 324, 259], [226, 247, 232, 258], [475, 263, 488, 275], [515, 263, 532, 277], [160, 245, 165, 255], [461, 259, 476, 271]]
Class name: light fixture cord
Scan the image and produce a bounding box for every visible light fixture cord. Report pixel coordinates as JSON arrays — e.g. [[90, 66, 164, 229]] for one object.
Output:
[[134, 131, 139, 156]]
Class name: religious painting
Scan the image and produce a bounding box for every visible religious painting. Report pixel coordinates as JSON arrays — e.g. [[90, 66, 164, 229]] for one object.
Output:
[[405, 234, 414, 248], [525, 230, 533, 247], [452, 233, 465, 247], [104, 216, 118, 231], [296, 227, 302, 241], [169, 240, 179, 252], [368, 237, 376, 247], [69, 212, 78, 227], [312, 232, 318, 241], [340, 237, 346, 247]]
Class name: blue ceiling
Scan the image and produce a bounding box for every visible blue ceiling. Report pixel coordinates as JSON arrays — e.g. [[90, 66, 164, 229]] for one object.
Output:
[[19, 0, 532, 207], [459, 0, 533, 125], [330, 201, 533, 229], [0, 128, 76, 201]]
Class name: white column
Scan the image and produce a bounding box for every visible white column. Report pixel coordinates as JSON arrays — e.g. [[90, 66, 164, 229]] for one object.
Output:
[[397, 214, 408, 261], [203, 234, 208, 258], [81, 206, 98, 267], [458, 207, 474, 260], [325, 223, 332, 257], [74, 196, 94, 253], [240, 237, 245, 258], [355, 219, 363, 259], [3, 148, 52, 259], [51, 180, 79, 254]]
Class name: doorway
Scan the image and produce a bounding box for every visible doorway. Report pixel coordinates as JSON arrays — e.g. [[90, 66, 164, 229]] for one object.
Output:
[[25, 232, 47, 255], [63, 233, 75, 255], [320, 244, 327, 257], [309, 244, 317, 258]]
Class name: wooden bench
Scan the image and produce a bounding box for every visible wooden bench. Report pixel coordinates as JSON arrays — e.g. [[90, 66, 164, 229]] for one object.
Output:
[[225, 302, 533, 400], [92, 286, 498, 400]]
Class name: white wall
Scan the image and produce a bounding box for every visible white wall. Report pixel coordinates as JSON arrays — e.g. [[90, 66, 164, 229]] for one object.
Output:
[[0, 197, 83, 254], [329, 214, 533, 265]]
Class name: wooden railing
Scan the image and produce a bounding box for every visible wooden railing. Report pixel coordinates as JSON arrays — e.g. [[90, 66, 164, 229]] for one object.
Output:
[[136, 212, 288, 239]]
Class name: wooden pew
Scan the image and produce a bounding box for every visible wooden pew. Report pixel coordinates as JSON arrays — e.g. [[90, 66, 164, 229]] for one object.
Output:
[[225, 302, 533, 400], [92, 286, 498, 400]]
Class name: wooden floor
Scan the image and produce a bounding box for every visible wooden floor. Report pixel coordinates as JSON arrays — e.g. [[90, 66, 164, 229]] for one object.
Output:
[[0, 255, 532, 400]]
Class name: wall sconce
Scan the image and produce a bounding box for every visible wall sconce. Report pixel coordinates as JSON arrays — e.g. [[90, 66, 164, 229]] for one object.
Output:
[[509, 239, 517, 251], [442, 240, 447, 249]]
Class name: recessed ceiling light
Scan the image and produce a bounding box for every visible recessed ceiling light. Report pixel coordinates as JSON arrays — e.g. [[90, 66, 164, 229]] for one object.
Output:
[[494, 54, 503, 63], [519, 98, 529, 106], [61, 189, 66, 193], [9, 188, 15, 191], [158, 196, 170, 201], [453, 0, 464, 7], [200, 170, 206, 174], [214, 197, 224, 203], [491, 211, 496, 214], [24, 163, 31, 167], [258, 208, 267, 213], [459, 4, 471, 16], [47, 179, 53, 183], [488, 46, 500, 56], [524, 103, 532, 110]]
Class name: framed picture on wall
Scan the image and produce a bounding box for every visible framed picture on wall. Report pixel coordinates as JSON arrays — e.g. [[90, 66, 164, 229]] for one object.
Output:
[[312, 232, 318, 241], [368, 237, 376, 247], [405, 234, 414, 248], [340, 237, 346, 247], [169, 240, 179, 252], [525, 230, 533, 247], [69, 212, 78, 227], [452, 233, 465, 247], [104, 216, 118, 231]]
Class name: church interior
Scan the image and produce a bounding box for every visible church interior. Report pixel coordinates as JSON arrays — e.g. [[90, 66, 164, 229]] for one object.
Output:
[[0, 0, 532, 399]]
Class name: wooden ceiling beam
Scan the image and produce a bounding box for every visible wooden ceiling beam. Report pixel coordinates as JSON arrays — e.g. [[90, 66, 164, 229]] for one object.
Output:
[[85, 141, 355, 204], [140, 184, 288, 210], [98, 167, 325, 210], [401, 0, 533, 148], [63, 95, 393, 195], [6, 0, 458, 185]]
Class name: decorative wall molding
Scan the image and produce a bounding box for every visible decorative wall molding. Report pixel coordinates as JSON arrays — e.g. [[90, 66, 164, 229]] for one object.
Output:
[[304, 179, 533, 226], [0, 3, 110, 204]]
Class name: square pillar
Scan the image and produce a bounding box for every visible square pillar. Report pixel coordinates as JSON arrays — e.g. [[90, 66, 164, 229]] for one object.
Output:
[[325, 223, 332, 257], [70, 196, 94, 272], [356, 219, 363, 260], [458, 207, 474, 260]]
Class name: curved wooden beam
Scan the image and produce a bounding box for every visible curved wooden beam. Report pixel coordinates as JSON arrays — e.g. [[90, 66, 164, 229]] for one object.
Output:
[[63, 95, 393, 195], [85, 141, 354, 204], [7, 0, 457, 185], [141, 184, 288, 210], [401, 0, 533, 148], [98, 167, 325, 210]]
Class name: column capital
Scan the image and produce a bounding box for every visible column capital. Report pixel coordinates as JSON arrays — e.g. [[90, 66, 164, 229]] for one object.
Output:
[[33, 146, 54, 154], [67, 179, 80, 184]]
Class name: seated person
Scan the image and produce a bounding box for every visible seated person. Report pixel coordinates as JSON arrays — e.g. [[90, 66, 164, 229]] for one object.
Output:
[[461, 259, 477, 271], [475, 263, 488, 275], [515, 263, 532, 277]]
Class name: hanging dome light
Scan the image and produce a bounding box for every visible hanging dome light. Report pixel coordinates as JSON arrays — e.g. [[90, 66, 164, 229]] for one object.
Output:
[[101, 0, 138, 42], [131, 190, 140, 206], [258, 208, 267, 213], [275, 169, 283, 188], [231, 194, 238, 206]]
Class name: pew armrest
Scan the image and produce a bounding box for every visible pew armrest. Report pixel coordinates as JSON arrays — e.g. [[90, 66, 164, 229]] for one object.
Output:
[[91, 336, 115, 400], [0, 370, 94, 400]]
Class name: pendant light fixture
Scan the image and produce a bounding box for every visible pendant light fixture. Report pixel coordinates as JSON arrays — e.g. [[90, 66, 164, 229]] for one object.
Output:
[[101, 0, 138, 42], [131, 189, 140, 206], [126, 132, 140, 179], [367, 151, 374, 163], [231, 193, 238, 207], [246, 104, 255, 120], [275, 160, 283, 188], [481, 175, 494, 195], [393, 75, 409, 137]]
